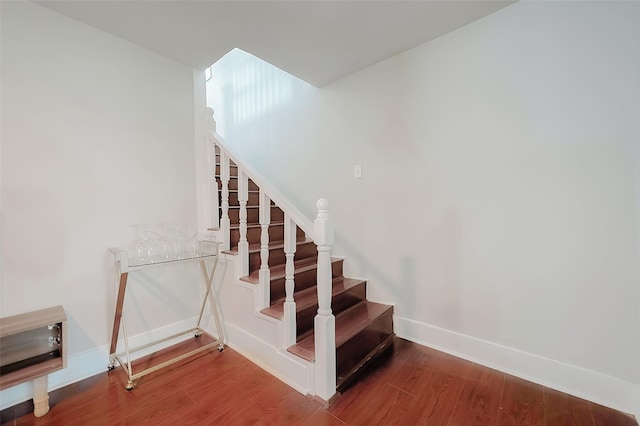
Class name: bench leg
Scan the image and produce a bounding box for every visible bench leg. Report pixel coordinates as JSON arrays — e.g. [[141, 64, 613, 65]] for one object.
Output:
[[33, 376, 50, 417]]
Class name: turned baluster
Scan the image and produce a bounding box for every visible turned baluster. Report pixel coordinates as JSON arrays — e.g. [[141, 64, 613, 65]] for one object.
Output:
[[237, 170, 249, 277], [219, 152, 231, 251], [314, 198, 336, 402], [209, 142, 220, 229], [283, 214, 297, 347], [258, 189, 271, 309]]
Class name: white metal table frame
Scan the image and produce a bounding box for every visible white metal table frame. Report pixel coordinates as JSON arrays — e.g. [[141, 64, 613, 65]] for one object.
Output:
[[107, 244, 224, 390]]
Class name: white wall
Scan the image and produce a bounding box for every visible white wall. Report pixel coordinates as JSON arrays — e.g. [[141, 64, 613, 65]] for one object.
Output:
[[1, 1, 200, 407], [207, 1, 640, 416]]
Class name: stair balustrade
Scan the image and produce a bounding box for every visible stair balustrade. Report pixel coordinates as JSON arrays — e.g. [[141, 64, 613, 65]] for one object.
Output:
[[205, 108, 337, 401], [204, 108, 395, 403]]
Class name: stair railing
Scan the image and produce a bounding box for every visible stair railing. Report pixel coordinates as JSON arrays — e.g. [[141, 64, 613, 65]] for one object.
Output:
[[204, 108, 336, 402]]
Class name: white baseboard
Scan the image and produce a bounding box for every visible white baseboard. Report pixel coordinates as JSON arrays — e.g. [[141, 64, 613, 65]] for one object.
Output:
[[5, 312, 635, 420], [395, 316, 639, 420], [0, 317, 199, 410], [224, 321, 313, 395], [0, 345, 109, 411]]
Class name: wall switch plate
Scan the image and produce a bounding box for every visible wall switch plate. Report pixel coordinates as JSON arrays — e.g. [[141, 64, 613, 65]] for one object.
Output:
[[353, 164, 362, 179]]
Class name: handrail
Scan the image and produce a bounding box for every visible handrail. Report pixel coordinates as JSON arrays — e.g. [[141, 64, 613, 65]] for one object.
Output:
[[206, 132, 315, 238]]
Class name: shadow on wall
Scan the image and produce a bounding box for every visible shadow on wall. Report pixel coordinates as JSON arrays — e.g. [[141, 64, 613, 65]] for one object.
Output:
[[334, 206, 501, 339], [330, 208, 462, 320], [433, 206, 462, 330]]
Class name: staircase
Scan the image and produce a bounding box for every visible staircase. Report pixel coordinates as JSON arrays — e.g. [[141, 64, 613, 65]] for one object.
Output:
[[210, 136, 394, 401]]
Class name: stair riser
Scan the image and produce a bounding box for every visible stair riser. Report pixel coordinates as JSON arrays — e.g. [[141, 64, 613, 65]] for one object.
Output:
[[217, 177, 259, 192], [224, 206, 284, 224], [230, 225, 280, 247], [336, 308, 394, 381], [270, 259, 344, 301], [215, 164, 238, 177], [230, 225, 305, 249], [248, 241, 318, 274], [296, 282, 367, 338], [225, 191, 260, 206]]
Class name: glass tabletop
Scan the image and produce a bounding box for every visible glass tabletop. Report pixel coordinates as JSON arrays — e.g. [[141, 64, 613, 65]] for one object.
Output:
[[110, 239, 220, 269], [127, 250, 217, 267]]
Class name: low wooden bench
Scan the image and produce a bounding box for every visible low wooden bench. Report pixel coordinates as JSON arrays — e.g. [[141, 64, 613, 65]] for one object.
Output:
[[0, 306, 67, 417]]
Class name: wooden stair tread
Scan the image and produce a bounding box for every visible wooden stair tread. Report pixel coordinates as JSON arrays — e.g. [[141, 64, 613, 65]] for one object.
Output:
[[223, 238, 314, 255], [229, 221, 284, 230], [287, 301, 393, 362], [261, 277, 365, 319], [222, 242, 281, 255], [240, 256, 340, 284], [247, 239, 314, 254]]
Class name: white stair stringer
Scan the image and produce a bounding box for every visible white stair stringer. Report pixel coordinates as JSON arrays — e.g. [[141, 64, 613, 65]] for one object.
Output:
[[201, 254, 315, 395]]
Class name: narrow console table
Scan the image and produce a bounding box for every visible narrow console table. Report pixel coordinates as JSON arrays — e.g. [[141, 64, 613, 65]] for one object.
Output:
[[108, 243, 224, 390]]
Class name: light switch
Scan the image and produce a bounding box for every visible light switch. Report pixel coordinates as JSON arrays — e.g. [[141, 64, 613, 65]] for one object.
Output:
[[353, 164, 362, 179]]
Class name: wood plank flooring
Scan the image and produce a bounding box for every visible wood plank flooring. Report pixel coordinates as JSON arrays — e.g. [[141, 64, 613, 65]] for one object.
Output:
[[1, 337, 636, 425]]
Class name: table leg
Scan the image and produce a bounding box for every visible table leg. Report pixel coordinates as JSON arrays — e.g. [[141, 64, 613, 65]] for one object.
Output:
[[108, 272, 128, 366], [198, 260, 225, 349]]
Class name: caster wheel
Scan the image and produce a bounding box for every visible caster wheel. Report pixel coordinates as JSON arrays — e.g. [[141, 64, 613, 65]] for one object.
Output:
[[125, 382, 135, 391], [107, 365, 115, 371], [217, 345, 224, 352]]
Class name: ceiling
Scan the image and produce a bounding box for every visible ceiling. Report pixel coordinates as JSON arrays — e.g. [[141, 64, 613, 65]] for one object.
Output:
[[38, 0, 514, 87]]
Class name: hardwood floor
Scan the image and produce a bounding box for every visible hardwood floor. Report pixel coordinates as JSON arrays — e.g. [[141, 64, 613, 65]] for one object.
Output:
[[2, 337, 636, 426]]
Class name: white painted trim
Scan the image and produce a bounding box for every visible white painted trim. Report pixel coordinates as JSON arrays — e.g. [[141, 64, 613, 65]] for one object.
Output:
[[224, 321, 313, 395], [235, 278, 257, 291], [395, 316, 639, 419], [254, 309, 281, 325], [0, 317, 199, 410], [0, 346, 106, 410]]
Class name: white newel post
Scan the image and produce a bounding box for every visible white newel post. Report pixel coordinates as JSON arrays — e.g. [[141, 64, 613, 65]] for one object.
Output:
[[205, 108, 219, 229], [259, 189, 271, 309], [313, 198, 336, 402], [238, 170, 249, 277], [283, 214, 297, 347], [220, 151, 231, 251]]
